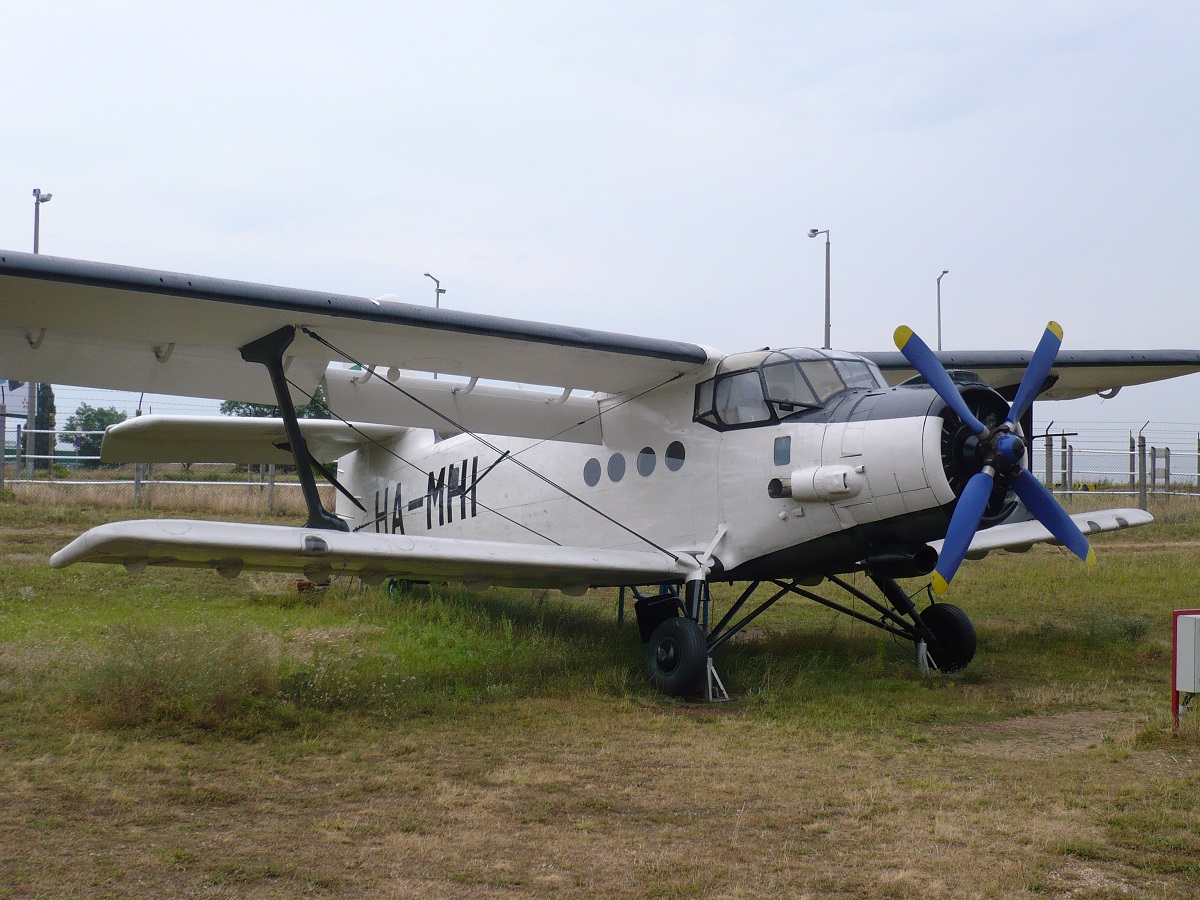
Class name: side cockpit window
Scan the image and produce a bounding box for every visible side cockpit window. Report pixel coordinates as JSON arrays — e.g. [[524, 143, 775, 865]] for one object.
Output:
[[715, 371, 772, 425]]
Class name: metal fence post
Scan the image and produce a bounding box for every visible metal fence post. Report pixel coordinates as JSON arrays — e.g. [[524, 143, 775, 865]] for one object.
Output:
[[0, 403, 6, 495], [1130, 433, 1136, 493], [1060, 435, 1067, 490], [1138, 434, 1148, 510], [1151, 446, 1158, 495], [1067, 445, 1074, 498], [1045, 431, 1054, 488], [1165, 446, 1171, 501], [134, 463, 143, 507], [268, 463, 276, 512]]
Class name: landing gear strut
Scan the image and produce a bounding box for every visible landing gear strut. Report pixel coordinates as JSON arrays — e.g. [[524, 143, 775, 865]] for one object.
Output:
[[626, 571, 977, 698], [629, 581, 728, 699]]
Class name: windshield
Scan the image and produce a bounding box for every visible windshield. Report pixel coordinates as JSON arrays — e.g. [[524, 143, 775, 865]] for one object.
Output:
[[694, 348, 885, 430]]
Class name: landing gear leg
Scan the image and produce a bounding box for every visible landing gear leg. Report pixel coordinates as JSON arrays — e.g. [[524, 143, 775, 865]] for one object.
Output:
[[634, 579, 727, 699]]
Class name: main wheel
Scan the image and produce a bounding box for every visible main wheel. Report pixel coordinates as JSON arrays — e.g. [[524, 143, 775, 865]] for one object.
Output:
[[644, 617, 707, 697], [920, 602, 977, 672]]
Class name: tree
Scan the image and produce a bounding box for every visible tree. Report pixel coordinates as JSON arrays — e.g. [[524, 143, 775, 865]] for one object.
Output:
[[33, 383, 56, 470], [64, 403, 128, 466], [220, 383, 331, 419]]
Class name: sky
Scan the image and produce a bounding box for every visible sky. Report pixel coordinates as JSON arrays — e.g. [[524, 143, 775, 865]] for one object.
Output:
[[2, 1, 1198, 441]]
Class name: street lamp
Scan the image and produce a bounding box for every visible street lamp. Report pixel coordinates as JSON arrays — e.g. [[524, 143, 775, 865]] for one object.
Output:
[[807, 228, 831, 349], [423, 274, 446, 380], [32, 188, 52, 254], [936, 269, 949, 351], [424, 273, 446, 310], [28, 188, 53, 476]]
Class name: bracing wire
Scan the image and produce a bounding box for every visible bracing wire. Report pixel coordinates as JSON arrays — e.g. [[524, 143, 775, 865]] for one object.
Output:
[[282, 377, 562, 546], [299, 326, 682, 562]]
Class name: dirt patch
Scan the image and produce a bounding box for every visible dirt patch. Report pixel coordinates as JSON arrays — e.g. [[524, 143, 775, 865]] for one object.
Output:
[[936, 709, 1131, 759]]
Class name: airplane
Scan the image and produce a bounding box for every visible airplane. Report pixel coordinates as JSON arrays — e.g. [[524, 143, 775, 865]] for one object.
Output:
[[3, 248, 1199, 698]]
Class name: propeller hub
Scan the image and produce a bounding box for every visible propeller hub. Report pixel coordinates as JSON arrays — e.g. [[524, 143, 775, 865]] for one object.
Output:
[[994, 432, 1025, 469]]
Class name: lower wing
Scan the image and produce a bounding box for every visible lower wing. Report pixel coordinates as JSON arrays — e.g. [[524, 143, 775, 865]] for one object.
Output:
[[50, 519, 699, 592], [928, 507, 1152, 560]]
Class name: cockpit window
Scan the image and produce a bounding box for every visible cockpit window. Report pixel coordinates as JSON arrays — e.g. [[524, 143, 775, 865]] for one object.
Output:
[[833, 359, 878, 391], [713, 371, 772, 425], [693, 348, 885, 431], [762, 360, 819, 412]]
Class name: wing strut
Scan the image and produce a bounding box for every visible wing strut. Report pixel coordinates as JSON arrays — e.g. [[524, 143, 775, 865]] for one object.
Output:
[[240, 326, 347, 532]]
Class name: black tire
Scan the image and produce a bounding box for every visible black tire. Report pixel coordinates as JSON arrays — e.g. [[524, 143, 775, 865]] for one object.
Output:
[[644, 617, 707, 697], [920, 602, 977, 672]]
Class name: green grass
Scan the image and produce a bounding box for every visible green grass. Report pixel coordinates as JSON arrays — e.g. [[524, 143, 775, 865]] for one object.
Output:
[[2, 499, 1200, 897]]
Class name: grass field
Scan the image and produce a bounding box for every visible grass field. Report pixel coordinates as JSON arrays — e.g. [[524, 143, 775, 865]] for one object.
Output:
[[1, 498, 1198, 898]]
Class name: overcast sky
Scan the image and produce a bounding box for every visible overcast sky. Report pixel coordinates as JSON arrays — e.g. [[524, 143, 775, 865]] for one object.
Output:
[[2, 1, 1198, 434]]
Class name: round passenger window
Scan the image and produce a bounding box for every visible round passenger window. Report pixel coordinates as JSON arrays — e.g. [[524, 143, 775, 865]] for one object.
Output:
[[637, 447, 656, 477], [607, 453, 626, 482], [583, 458, 601, 486], [665, 441, 685, 471]]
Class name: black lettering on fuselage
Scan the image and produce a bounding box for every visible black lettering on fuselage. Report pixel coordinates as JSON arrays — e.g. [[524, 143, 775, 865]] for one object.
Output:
[[372, 456, 481, 535]]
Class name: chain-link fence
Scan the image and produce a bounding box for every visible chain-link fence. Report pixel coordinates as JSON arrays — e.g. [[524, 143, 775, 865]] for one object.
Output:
[[1037, 423, 1200, 508]]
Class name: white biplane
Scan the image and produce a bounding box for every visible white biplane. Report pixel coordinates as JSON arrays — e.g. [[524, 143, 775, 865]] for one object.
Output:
[[3, 249, 1199, 696]]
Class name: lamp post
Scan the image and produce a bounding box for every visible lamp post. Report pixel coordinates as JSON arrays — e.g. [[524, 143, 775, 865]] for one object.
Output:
[[424, 273, 445, 309], [424, 274, 446, 380], [32, 188, 52, 254], [936, 269, 949, 351], [807, 229, 831, 349], [28, 189, 52, 476]]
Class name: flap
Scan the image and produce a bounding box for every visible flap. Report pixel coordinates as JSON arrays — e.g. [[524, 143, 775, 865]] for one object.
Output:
[[49, 519, 698, 590], [322, 366, 604, 443]]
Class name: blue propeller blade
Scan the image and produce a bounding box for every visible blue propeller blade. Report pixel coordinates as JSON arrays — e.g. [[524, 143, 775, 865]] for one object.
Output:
[[1010, 469, 1096, 564], [894, 326, 986, 435], [932, 469, 995, 595], [1006, 321, 1063, 428]]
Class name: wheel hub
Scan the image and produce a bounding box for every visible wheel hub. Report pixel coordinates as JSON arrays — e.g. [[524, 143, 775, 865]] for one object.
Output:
[[655, 639, 680, 674]]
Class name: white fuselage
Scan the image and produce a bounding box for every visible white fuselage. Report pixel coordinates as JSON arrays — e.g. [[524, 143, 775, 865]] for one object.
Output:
[[335, 376, 958, 582]]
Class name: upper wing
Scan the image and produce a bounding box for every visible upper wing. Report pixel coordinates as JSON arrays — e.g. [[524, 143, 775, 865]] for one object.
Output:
[[49, 518, 699, 590], [0, 250, 713, 406], [860, 349, 1200, 400], [928, 507, 1152, 559]]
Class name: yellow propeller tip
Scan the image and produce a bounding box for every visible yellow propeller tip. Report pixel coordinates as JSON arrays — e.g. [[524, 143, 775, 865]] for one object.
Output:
[[894, 325, 914, 350], [931, 572, 950, 595], [1047, 321, 1064, 340], [1084, 547, 1097, 566]]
